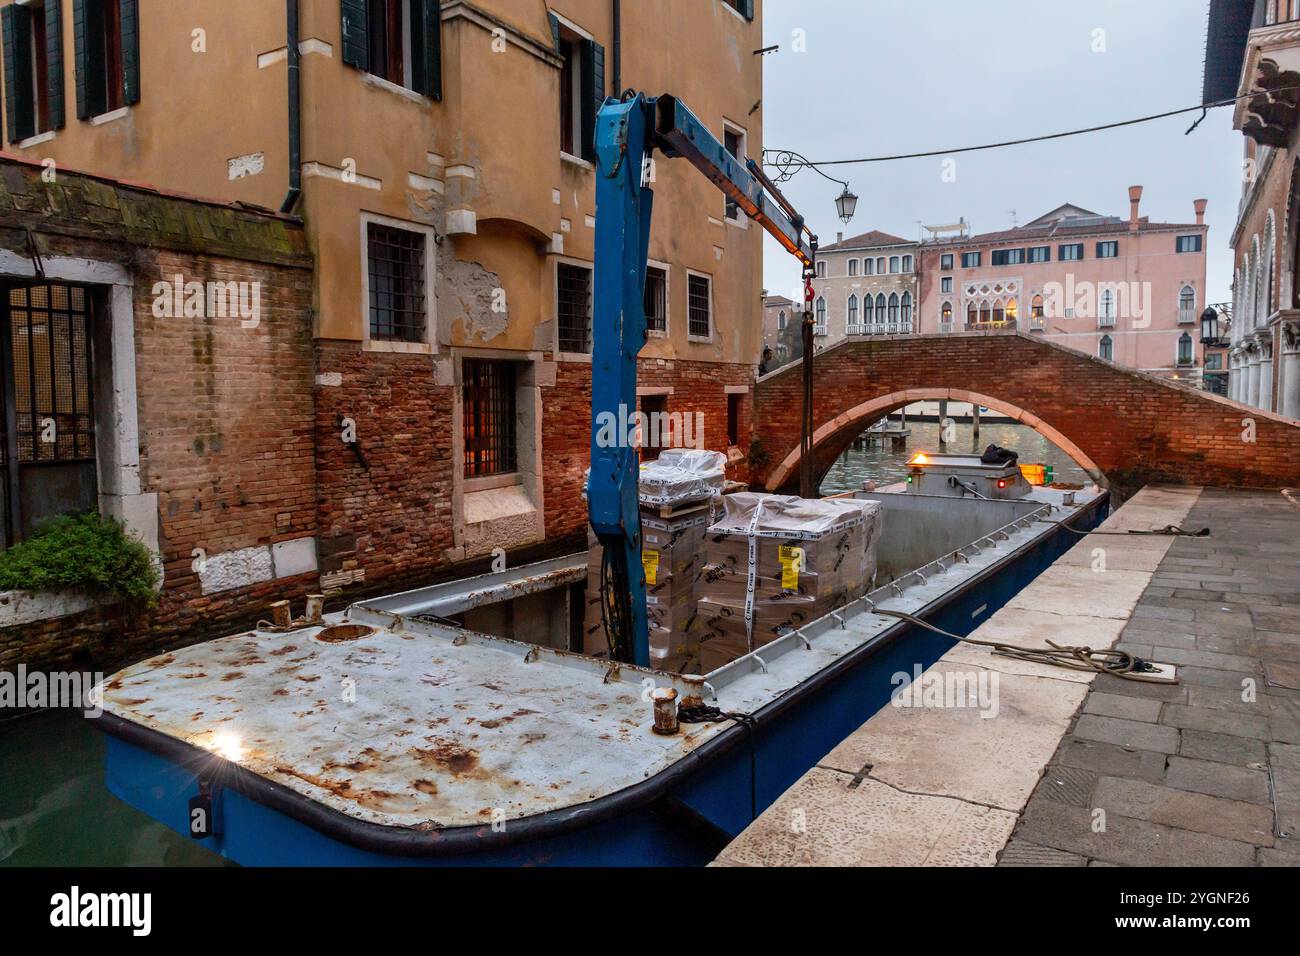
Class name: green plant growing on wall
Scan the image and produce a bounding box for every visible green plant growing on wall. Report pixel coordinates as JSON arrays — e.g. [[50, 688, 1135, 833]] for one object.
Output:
[[0, 512, 159, 607]]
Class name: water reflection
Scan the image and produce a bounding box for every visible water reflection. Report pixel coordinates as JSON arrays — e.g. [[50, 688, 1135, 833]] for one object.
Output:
[[820, 415, 1092, 494]]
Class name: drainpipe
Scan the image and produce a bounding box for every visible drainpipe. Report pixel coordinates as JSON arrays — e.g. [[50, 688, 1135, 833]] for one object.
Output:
[[612, 0, 621, 94], [281, 0, 302, 214]]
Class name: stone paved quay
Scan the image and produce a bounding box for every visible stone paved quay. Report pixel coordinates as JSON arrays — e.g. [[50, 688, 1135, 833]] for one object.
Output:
[[1003, 487, 1300, 867], [714, 486, 1300, 867]]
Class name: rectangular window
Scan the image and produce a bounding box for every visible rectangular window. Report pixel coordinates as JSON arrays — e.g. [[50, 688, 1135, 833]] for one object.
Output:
[[639, 393, 666, 461], [863, 258, 874, 276], [553, 15, 603, 162], [940, 254, 953, 270], [1059, 243, 1083, 261], [1028, 246, 1050, 263], [724, 0, 755, 19], [74, 0, 134, 119], [367, 223, 427, 342], [688, 273, 712, 338], [462, 359, 518, 478], [1096, 241, 1119, 258], [723, 124, 745, 221], [815, 260, 826, 278], [2, 0, 63, 142], [644, 264, 667, 333], [0, 282, 98, 546], [1176, 234, 1203, 254], [341, 0, 441, 98], [847, 258, 858, 276], [726, 393, 742, 446], [940, 277, 953, 293], [557, 262, 592, 353], [991, 248, 1025, 266], [961, 251, 981, 268]]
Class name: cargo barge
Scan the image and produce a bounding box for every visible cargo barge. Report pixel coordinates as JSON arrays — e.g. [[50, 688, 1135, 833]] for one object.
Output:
[[92, 459, 1107, 865]]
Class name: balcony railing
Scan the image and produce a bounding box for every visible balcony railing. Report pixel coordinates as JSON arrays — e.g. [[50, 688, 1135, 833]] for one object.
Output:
[[1264, 0, 1300, 26], [1098, 315, 1116, 328], [965, 319, 1017, 332]]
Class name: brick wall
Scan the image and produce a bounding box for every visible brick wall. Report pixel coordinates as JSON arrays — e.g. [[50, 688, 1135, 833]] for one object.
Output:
[[313, 343, 455, 587], [753, 332, 1300, 495], [543, 357, 755, 542]]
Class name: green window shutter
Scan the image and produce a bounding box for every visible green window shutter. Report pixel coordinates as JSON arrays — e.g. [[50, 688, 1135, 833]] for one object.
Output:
[[73, 0, 90, 119], [412, 0, 441, 100], [2, 4, 34, 143], [47, 0, 65, 129], [340, 0, 369, 71], [740, 0, 755, 20], [120, 0, 140, 105], [579, 38, 604, 162]]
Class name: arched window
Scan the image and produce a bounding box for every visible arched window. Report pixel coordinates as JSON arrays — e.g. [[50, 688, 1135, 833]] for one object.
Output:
[[888, 293, 900, 324], [1031, 294, 1044, 319], [902, 255, 913, 272], [941, 301, 953, 324], [1006, 297, 1018, 322], [847, 294, 859, 326], [901, 291, 913, 325], [876, 294, 887, 324], [992, 299, 1005, 324], [864, 258, 874, 276], [1178, 331, 1194, 365], [778, 310, 786, 330], [1178, 285, 1195, 324], [863, 295, 874, 324], [815, 296, 826, 327], [876, 257, 886, 274], [1100, 289, 1115, 321], [967, 302, 978, 325], [1099, 335, 1113, 360], [980, 300, 992, 323], [848, 258, 859, 276]]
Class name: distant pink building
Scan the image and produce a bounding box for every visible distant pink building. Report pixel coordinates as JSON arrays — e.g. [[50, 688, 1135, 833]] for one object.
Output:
[[917, 189, 1210, 382]]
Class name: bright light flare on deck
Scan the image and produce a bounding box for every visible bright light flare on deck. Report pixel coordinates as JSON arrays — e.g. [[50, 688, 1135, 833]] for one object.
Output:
[[210, 730, 244, 761], [908, 452, 929, 466]]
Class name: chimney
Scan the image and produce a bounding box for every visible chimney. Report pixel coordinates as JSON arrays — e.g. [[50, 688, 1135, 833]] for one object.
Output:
[[1128, 185, 1143, 233], [836, 231, 843, 244], [1194, 198, 1207, 226]]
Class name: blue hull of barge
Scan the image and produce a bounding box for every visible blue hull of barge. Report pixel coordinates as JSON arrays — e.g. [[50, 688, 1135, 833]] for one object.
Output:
[[101, 499, 1106, 866]]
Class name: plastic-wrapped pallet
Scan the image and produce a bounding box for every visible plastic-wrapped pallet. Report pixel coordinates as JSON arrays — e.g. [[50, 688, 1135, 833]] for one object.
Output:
[[638, 449, 727, 507], [697, 493, 883, 673], [642, 509, 709, 673]]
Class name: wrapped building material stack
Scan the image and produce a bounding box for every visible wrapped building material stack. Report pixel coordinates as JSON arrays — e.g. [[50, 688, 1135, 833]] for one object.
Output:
[[697, 493, 884, 673], [582, 450, 728, 672]]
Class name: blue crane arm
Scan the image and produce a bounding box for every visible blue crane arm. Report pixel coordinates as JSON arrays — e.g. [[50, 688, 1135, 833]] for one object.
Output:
[[587, 93, 813, 667]]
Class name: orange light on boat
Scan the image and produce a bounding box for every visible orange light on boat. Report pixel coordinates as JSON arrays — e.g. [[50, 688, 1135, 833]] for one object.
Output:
[[908, 452, 929, 466]]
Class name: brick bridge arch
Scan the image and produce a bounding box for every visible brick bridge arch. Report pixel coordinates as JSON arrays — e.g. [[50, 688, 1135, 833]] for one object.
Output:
[[752, 332, 1300, 496]]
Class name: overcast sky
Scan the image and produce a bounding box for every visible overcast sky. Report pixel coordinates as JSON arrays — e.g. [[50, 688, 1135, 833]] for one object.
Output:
[[759, 0, 1240, 307]]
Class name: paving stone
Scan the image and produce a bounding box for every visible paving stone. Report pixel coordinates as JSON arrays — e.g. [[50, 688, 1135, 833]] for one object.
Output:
[[1177, 665, 1262, 690], [1181, 729, 1268, 766], [1264, 659, 1300, 687], [1257, 844, 1300, 866], [1153, 647, 1263, 673], [1187, 683, 1272, 715], [1091, 673, 1187, 702], [1163, 755, 1271, 804], [1035, 765, 1098, 807], [1016, 799, 1257, 867], [998, 838, 1087, 867], [1083, 692, 1162, 723], [1092, 776, 1274, 846], [1270, 742, 1300, 772], [1057, 738, 1168, 783], [1161, 703, 1271, 739], [1073, 714, 1180, 754]]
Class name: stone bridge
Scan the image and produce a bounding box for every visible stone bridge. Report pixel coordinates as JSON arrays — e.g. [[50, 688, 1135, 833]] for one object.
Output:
[[752, 332, 1300, 496]]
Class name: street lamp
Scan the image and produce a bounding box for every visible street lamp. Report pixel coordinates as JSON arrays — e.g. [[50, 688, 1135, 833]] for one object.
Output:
[[835, 186, 858, 224], [1200, 307, 1219, 344]]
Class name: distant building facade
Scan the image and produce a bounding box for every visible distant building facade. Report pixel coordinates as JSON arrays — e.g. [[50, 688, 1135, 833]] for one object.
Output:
[[808, 230, 920, 349], [762, 294, 797, 367], [1203, 0, 1300, 417], [917, 190, 1209, 382]]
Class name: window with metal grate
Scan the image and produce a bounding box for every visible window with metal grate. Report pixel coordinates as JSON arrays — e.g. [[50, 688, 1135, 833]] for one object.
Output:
[[463, 359, 518, 478], [367, 223, 426, 343], [557, 262, 592, 353]]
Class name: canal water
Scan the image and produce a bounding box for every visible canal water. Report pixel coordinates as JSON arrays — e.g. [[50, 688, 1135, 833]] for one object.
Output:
[[0, 418, 1090, 866], [820, 416, 1092, 494]]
